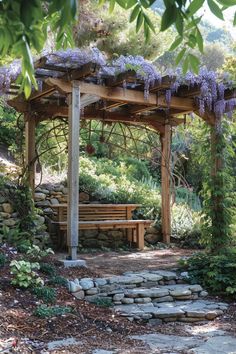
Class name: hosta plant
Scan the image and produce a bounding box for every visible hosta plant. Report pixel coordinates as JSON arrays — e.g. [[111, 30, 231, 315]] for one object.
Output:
[[26, 245, 54, 261], [10, 260, 44, 288]]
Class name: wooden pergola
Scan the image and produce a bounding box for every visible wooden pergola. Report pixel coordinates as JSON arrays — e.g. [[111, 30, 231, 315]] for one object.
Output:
[[7, 53, 236, 260]]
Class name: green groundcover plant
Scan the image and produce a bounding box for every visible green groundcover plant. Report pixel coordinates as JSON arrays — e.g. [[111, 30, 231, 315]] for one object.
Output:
[[180, 249, 236, 297]]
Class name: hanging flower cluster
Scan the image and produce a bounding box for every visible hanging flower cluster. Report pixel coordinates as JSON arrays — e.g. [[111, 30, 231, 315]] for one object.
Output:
[[174, 68, 236, 117], [0, 47, 235, 118], [0, 60, 21, 94], [102, 55, 162, 99]]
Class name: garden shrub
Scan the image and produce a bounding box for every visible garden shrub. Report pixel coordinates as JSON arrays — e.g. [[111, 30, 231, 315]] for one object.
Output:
[[171, 204, 202, 248], [78, 156, 161, 220], [1, 225, 32, 251], [39, 262, 56, 276], [48, 275, 68, 287], [180, 249, 236, 297], [32, 286, 56, 304], [33, 305, 73, 318], [0, 253, 6, 267], [92, 297, 113, 307]]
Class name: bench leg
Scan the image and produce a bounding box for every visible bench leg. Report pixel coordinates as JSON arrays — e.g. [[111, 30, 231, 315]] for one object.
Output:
[[127, 229, 133, 242], [136, 223, 145, 250]]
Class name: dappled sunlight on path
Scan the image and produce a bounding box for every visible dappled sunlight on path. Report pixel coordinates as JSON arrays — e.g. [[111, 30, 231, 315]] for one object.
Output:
[[66, 248, 195, 277]]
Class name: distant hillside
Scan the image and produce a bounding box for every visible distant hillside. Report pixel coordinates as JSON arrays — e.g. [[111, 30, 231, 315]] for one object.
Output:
[[151, 0, 233, 53]]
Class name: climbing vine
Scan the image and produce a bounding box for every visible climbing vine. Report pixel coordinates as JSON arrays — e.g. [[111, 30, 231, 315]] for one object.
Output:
[[200, 117, 234, 252]]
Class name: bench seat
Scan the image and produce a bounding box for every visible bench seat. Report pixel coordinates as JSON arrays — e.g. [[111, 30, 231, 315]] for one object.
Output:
[[54, 219, 152, 250]]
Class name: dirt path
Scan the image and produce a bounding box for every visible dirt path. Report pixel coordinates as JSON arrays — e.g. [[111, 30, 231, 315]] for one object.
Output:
[[76, 247, 195, 277]]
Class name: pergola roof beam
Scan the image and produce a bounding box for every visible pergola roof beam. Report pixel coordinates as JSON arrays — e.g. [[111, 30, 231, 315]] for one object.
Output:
[[45, 78, 195, 112]]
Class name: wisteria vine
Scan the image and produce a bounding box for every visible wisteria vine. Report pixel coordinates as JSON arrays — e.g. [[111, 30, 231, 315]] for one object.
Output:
[[0, 47, 235, 118]]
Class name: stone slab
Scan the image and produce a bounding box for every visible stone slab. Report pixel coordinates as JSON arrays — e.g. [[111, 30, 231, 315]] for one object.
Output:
[[92, 350, 115, 354], [151, 270, 177, 280], [60, 259, 87, 268], [192, 335, 236, 354], [131, 334, 202, 351], [47, 338, 82, 350]]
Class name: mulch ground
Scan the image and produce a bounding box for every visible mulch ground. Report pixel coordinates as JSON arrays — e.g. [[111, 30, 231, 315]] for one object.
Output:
[[0, 246, 236, 353]]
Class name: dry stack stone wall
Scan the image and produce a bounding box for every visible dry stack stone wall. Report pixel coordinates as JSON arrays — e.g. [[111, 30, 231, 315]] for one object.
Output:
[[0, 184, 50, 247], [67, 269, 228, 324]]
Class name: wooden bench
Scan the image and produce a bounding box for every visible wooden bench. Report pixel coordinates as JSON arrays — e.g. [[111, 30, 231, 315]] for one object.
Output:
[[50, 204, 152, 249]]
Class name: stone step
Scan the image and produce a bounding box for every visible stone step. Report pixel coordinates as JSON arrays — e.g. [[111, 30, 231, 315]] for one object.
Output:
[[114, 299, 228, 323], [68, 271, 207, 304], [67, 269, 228, 323], [68, 269, 188, 295]]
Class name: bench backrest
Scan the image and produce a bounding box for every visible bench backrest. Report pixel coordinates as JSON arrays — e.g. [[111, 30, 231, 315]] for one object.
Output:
[[55, 204, 135, 222]]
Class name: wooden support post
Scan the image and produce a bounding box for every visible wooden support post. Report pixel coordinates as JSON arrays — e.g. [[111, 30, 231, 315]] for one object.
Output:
[[136, 223, 145, 250], [160, 121, 171, 243], [67, 82, 80, 260], [25, 114, 36, 193]]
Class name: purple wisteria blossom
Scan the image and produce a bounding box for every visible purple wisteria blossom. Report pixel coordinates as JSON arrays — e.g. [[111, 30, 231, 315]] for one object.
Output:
[[102, 55, 162, 99], [0, 60, 21, 94], [46, 47, 106, 68], [0, 47, 235, 119]]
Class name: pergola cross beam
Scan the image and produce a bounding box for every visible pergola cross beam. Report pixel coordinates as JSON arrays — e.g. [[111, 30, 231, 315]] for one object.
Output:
[[45, 78, 195, 112]]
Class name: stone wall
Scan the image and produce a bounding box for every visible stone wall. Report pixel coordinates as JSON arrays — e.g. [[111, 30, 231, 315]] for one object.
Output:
[[0, 179, 161, 249], [35, 183, 161, 249], [0, 183, 50, 247], [67, 270, 228, 324]]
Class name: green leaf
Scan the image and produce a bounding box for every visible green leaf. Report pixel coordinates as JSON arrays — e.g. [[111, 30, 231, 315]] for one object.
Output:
[[169, 36, 183, 51], [140, 0, 150, 8], [196, 28, 204, 52], [160, 5, 177, 31], [70, 0, 77, 18], [188, 33, 197, 48], [185, 16, 202, 30], [175, 47, 186, 65], [136, 11, 144, 32], [144, 21, 151, 42], [109, 0, 116, 13], [126, 0, 137, 9], [130, 4, 140, 22], [143, 13, 155, 33], [187, 0, 205, 17], [216, 0, 236, 5], [189, 53, 200, 73], [115, 0, 127, 9], [175, 11, 183, 35], [207, 0, 224, 20]]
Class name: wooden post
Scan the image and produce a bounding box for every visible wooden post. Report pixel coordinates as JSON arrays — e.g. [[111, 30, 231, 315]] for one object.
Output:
[[67, 82, 80, 260], [25, 114, 36, 193], [136, 223, 145, 250], [160, 121, 171, 243]]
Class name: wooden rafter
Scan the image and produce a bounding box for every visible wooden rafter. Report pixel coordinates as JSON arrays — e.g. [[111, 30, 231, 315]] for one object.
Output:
[[99, 101, 127, 111], [30, 101, 184, 130]]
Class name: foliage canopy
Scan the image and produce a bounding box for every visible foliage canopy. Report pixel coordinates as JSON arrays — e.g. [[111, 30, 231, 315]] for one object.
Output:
[[0, 0, 235, 96]]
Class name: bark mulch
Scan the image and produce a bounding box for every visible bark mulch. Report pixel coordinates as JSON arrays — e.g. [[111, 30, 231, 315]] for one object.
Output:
[[0, 246, 235, 353]]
